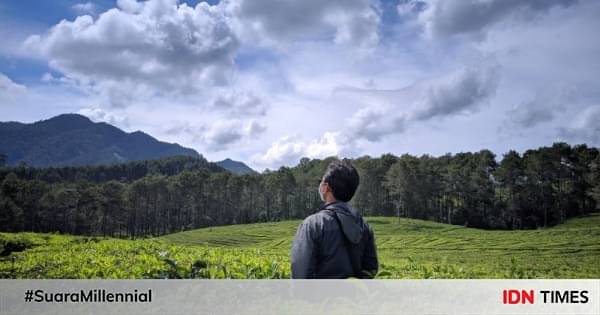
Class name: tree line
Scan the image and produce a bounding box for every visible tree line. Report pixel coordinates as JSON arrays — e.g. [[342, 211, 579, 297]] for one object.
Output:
[[0, 142, 599, 238]]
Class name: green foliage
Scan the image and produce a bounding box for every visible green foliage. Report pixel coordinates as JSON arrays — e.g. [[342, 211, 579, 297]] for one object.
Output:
[[1, 142, 600, 239], [507, 256, 538, 279], [1, 213, 598, 279], [0, 234, 291, 279]]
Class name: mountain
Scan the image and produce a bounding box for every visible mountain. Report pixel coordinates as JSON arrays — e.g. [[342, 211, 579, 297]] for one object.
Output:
[[216, 158, 257, 175], [0, 113, 200, 167]]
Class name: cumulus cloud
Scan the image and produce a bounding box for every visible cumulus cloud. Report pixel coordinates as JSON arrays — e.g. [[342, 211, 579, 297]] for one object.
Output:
[[41, 72, 55, 83], [558, 105, 600, 145], [505, 85, 574, 128], [72, 2, 96, 15], [5, 0, 597, 172], [417, 0, 577, 39], [252, 131, 356, 167], [171, 118, 267, 152], [246, 120, 267, 136], [211, 89, 267, 116], [116, 0, 143, 13], [225, 0, 380, 49], [0, 73, 27, 103], [252, 135, 305, 167], [348, 105, 408, 142], [24, 0, 239, 107], [201, 120, 246, 151], [164, 117, 266, 152], [200, 118, 266, 151], [412, 62, 500, 120], [77, 107, 129, 127], [337, 61, 500, 142], [397, 0, 426, 16]]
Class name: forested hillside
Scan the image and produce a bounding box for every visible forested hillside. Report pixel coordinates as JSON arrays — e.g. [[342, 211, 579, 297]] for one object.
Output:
[[216, 158, 257, 175], [0, 114, 200, 167], [0, 142, 599, 238]]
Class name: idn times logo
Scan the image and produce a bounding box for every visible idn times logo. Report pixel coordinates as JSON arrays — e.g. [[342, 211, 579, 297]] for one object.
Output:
[[502, 289, 589, 304]]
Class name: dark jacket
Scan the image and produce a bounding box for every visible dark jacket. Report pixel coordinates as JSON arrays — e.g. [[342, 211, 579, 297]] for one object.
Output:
[[290, 200, 378, 278]]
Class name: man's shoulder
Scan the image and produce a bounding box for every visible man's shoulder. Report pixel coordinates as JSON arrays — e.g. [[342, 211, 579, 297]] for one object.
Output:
[[301, 210, 339, 229], [302, 211, 327, 224]]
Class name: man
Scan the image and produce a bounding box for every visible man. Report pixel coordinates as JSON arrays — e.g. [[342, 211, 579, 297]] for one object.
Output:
[[291, 159, 378, 279]]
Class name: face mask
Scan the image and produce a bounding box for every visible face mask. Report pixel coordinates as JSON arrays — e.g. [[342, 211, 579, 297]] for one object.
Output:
[[318, 182, 325, 202]]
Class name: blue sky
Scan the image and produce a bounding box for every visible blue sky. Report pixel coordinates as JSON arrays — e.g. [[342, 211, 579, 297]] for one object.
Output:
[[1, 0, 599, 171]]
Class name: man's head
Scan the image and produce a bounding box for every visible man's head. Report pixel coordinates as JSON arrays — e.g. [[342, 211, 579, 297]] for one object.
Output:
[[318, 159, 360, 203]]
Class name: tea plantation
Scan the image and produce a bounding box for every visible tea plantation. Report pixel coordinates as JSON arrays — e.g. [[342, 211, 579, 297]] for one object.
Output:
[[1, 213, 599, 279]]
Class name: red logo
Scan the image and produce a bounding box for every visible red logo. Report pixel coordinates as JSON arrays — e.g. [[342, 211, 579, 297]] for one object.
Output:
[[503, 289, 535, 304]]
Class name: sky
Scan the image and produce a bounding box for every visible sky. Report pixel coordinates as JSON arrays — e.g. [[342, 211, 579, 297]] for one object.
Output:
[[0, 0, 599, 172]]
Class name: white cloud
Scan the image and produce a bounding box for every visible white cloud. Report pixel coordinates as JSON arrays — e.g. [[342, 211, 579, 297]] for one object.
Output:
[[417, 0, 577, 39], [305, 132, 346, 159], [397, 0, 426, 16], [24, 0, 239, 107], [211, 89, 267, 116], [4, 0, 600, 172], [252, 131, 354, 168], [245, 120, 267, 136], [41, 72, 55, 83], [558, 105, 600, 146], [77, 107, 129, 127], [0, 73, 27, 103], [252, 135, 305, 167], [116, 0, 143, 13], [72, 2, 96, 15], [348, 105, 408, 142], [413, 61, 500, 120], [337, 60, 500, 142], [162, 116, 266, 152], [197, 118, 267, 152], [247, 56, 501, 169], [558, 105, 600, 145], [224, 0, 380, 49], [505, 84, 575, 128]]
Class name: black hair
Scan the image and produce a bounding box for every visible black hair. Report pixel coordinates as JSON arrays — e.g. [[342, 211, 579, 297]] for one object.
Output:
[[323, 159, 360, 202]]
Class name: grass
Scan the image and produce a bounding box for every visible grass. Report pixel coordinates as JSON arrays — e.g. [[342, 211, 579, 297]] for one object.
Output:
[[160, 213, 600, 278], [1, 213, 599, 279]]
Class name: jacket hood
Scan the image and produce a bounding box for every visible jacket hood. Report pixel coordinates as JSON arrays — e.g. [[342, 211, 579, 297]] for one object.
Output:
[[322, 201, 364, 244]]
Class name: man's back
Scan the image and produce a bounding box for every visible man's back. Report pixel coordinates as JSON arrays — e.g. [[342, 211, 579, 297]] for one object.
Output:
[[290, 201, 378, 279]]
